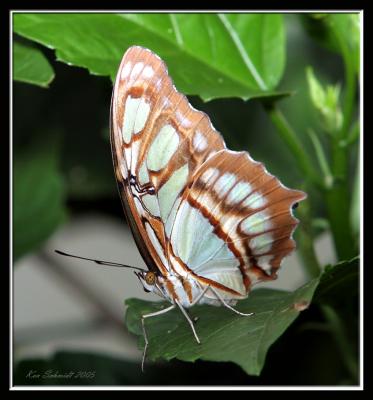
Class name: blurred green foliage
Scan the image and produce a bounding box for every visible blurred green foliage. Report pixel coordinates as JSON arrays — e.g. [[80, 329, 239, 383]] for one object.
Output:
[[13, 138, 67, 260], [13, 41, 55, 88], [306, 67, 343, 134], [13, 12, 360, 385]]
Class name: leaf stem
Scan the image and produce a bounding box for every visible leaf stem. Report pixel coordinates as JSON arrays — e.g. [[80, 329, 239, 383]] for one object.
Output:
[[324, 23, 358, 261], [335, 28, 357, 139], [264, 106, 322, 278], [321, 304, 359, 382], [340, 121, 359, 148], [296, 190, 322, 279], [324, 148, 355, 260], [307, 129, 333, 189], [264, 105, 323, 189]]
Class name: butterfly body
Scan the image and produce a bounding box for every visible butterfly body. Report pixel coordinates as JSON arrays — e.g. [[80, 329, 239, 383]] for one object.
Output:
[[136, 269, 241, 308]]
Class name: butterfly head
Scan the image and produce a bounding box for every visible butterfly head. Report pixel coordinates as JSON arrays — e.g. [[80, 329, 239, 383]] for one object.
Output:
[[135, 270, 159, 293]]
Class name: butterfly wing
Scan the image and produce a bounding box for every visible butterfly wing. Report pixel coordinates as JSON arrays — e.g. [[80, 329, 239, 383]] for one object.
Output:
[[111, 46, 225, 276], [169, 150, 306, 299], [111, 46, 306, 298]]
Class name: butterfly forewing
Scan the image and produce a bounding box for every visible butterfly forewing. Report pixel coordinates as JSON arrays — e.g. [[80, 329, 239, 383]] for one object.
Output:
[[111, 45, 306, 299], [111, 46, 225, 276]]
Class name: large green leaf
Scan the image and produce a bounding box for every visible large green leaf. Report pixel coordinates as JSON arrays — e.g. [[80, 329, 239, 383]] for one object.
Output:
[[13, 41, 54, 88], [13, 140, 67, 261], [125, 278, 319, 376], [13, 13, 285, 101], [314, 256, 359, 306]]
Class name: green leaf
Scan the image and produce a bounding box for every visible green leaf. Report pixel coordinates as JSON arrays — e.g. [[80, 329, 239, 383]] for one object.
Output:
[[13, 41, 54, 88], [14, 13, 286, 101], [125, 278, 319, 376], [14, 139, 67, 261], [314, 256, 359, 306]]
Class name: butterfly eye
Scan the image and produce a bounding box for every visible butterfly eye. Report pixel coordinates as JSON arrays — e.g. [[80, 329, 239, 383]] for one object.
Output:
[[145, 271, 156, 286]]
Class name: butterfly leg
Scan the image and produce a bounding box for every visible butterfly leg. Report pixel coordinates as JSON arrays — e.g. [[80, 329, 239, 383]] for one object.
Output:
[[179, 285, 210, 325], [141, 304, 175, 372], [208, 286, 254, 317], [175, 299, 201, 344], [190, 284, 210, 307]]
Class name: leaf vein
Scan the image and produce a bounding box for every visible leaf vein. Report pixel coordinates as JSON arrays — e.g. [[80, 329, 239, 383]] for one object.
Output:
[[217, 13, 268, 91]]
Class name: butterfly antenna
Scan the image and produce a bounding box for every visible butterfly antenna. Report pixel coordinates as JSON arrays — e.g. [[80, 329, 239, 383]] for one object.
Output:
[[54, 250, 146, 272]]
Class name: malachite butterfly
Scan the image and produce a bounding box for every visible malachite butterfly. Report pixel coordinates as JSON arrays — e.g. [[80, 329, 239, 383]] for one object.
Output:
[[58, 46, 306, 370]]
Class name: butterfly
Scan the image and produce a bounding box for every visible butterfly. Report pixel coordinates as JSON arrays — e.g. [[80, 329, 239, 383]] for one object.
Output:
[[58, 45, 306, 370]]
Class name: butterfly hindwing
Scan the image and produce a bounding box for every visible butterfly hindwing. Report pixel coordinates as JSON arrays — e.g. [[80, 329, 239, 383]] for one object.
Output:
[[168, 150, 306, 299]]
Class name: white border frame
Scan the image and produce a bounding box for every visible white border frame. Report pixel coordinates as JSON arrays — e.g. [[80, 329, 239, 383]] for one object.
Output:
[[9, 9, 364, 391]]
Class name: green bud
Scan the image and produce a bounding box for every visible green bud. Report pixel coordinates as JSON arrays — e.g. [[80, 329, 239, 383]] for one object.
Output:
[[306, 67, 343, 134]]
